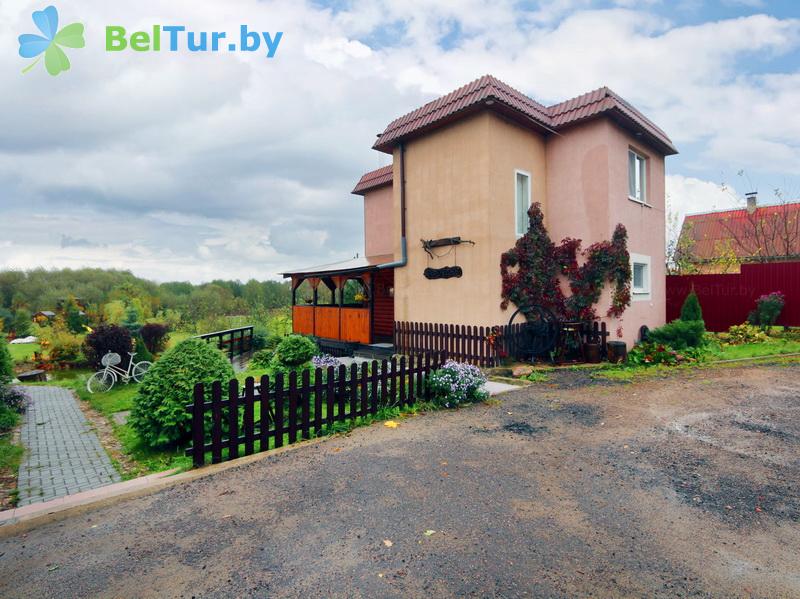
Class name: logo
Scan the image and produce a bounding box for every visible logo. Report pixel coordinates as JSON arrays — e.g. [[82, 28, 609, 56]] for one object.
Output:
[[18, 6, 85, 76]]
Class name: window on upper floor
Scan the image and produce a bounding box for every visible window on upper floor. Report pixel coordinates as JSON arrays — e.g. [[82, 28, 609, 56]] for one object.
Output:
[[515, 170, 531, 237], [628, 149, 647, 204], [630, 253, 651, 300]]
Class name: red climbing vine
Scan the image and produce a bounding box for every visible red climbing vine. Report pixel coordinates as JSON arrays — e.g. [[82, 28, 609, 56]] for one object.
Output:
[[500, 203, 631, 321]]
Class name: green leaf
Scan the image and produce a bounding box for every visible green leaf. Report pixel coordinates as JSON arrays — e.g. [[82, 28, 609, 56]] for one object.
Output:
[[54, 23, 85, 48], [44, 44, 70, 76]]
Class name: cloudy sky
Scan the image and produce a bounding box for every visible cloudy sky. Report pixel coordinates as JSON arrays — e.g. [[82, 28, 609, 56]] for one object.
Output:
[[1, 0, 799, 282]]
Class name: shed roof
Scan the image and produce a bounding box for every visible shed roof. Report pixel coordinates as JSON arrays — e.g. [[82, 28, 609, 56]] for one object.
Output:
[[372, 75, 677, 156], [282, 254, 395, 278], [352, 165, 393, 195]]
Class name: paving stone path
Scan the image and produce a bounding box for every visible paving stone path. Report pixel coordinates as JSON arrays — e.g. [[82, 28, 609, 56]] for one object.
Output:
[[16, 386, 120, 506]]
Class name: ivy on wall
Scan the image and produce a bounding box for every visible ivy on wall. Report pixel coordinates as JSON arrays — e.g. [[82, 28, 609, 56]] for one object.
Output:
[[500, 203, 631, 321]]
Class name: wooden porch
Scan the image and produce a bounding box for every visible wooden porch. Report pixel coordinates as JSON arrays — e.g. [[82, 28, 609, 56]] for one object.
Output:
[[286, 262, 394, 346]]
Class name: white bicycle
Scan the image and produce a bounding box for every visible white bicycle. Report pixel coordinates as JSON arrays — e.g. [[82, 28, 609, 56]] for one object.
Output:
[[86, 352, 152, 394]]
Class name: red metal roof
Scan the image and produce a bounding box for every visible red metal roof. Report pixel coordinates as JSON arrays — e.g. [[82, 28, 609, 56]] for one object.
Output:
[[680, 202, 800, 261], [352, 165, 393, 195], [372, 75, 677, 156]]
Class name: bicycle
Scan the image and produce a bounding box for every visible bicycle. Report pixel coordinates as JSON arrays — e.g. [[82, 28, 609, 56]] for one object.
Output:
[[86, 351, 152, 394]]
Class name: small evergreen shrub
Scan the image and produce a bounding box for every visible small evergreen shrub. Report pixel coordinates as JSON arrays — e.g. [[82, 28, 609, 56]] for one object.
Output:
[[647, 319, 706, 349], [271, 335, 317, 367], [0, 339, 13, 384], [130, 338, 234, 448], [426, 361, 488, 408], [680, 289, 703, 322], [84, 324, 133, 368], [250, 349, 274, 369], [0, 405, 18, 432], [132, 333, 153, 363], [140, 323, 170, 354]]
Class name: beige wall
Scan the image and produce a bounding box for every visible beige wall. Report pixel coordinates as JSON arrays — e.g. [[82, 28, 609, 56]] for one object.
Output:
[[546, 119, 666, 346], [392, 112, 547, 326], [363, 185, 393, 257]]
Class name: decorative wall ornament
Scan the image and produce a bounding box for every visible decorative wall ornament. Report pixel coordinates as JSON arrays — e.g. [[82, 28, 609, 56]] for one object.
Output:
[[424, 266, 463, 279]]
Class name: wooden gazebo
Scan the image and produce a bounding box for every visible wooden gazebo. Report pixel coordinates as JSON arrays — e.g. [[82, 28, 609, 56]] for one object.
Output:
[[283, 255, 394, 346]]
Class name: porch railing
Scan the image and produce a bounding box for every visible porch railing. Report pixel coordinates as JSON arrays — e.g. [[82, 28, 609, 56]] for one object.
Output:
[[196, 326, 254, 363]]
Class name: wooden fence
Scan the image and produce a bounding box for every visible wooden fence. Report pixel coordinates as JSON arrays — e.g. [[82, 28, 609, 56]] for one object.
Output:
[[667, 262, 800, 331], [196, 325, 254, 363], [186, 352, 445, 467], [394, 320, 609, 366]]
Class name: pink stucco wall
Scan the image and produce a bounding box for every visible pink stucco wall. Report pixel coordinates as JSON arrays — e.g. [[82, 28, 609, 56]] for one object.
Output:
[[546, 119, 666, 347], [363, 184, 393, 258]]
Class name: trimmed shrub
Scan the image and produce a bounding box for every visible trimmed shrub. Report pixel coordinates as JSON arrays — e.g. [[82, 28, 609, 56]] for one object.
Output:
[[140, 323, 170, 354], [0, 308, 13, 332], [426, 361, 488, 408], [271, 335, 317, 367], [0, 339, 12, 385], [84, 324, 133, 369], [250, 349, 273, 369], [680, 289, 703, 322], [132, 333, 153, 364], [647, 319, 706, 349], [130, 338, 234, 448]]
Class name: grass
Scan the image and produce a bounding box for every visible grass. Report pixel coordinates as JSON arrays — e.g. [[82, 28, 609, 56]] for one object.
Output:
[[8, 342, 40, 363], [0, 435, 24, 473], [166, 331, 193, 349], [707, 338, 800, 361]]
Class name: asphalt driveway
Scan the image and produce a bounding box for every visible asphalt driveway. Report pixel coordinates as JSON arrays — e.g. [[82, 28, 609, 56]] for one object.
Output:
[[1, 363, 798, 598]]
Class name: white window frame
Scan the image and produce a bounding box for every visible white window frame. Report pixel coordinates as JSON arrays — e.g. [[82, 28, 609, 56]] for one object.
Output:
[[514, 169, 532, 237], [630, 253, 651, 301], [628, 149, 648, 205]]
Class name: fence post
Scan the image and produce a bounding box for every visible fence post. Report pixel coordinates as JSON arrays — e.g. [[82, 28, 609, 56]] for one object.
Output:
[[274, 373, 285, 448], [211, 381, 223, 464], [227, 379, 239, 461], [399, 356, 407, 407], [192, 383, 205, 468], [259, 375, 270, 452], [301, 369, 311, 440], [349, 363, 358, 419], [314, 368, 323, 436], [243, 377, 255, 456], [288, 371, 298, 444], [360, 363, 369, 417], [370, 360, 379, 415]]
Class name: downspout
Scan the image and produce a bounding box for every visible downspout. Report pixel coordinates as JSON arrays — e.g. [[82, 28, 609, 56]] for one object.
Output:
[[377, 142, 408, 270]]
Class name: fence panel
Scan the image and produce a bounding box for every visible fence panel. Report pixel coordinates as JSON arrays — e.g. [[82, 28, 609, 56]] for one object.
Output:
[[667, 262, 800, 331], [187, 352, 443, 467]]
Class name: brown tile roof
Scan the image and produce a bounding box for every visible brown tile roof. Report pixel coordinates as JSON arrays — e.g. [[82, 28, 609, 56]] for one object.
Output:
[[680, 202, 800, 261], [352, 164, 393, 195], [373, 75, 677, 155]]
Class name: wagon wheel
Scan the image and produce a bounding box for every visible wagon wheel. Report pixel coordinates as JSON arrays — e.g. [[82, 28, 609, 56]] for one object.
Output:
[[507, 305, 560, 361]]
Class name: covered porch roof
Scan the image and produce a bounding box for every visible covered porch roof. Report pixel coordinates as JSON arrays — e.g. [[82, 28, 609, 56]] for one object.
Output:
[[281, 254, 394, 279]]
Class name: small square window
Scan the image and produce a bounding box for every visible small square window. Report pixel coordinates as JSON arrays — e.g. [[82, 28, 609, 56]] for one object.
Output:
[[628, 149, 647, 204], [630, 253, 651, 300]]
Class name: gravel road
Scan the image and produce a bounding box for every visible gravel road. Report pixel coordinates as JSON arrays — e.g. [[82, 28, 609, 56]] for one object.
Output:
[[1, 363, 798, 598]]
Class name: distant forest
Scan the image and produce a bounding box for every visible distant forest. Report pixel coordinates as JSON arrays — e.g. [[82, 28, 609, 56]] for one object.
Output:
[[0, 268, 296, 332]]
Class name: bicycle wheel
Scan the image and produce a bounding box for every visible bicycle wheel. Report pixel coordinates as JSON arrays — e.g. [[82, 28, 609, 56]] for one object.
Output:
[[87, 370, 116, 394], [132, 361, 152, 383]]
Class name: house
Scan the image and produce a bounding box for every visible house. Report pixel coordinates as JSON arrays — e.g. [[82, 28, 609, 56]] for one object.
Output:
[[676, 193, 800, 273], [283, 75, 676, 351], [33, 310, 56, 324]]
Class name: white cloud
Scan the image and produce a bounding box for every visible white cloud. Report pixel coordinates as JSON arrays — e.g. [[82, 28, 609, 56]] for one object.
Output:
[[0, 0, 798, 282]]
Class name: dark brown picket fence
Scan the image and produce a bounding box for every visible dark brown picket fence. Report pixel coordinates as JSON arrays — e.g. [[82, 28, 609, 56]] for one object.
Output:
[[186, 352, 445, 467], [394, 320, 609, 365]]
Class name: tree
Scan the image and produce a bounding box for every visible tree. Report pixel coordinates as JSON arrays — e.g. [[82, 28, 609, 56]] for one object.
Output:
[[679, 289, 703, 322], [13, 309, 32, 337]]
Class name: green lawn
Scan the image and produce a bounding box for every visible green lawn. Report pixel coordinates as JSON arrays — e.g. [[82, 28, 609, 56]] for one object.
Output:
[[708, 338, 800, 361], [8, 342, 40, 363], [166, 331, 193, 349]]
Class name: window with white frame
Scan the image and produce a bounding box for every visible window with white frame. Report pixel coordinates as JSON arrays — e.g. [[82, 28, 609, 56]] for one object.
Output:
[[630, 253, 651, 300], [628, 149, 647, 204], [515, 170, 531, 237]]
